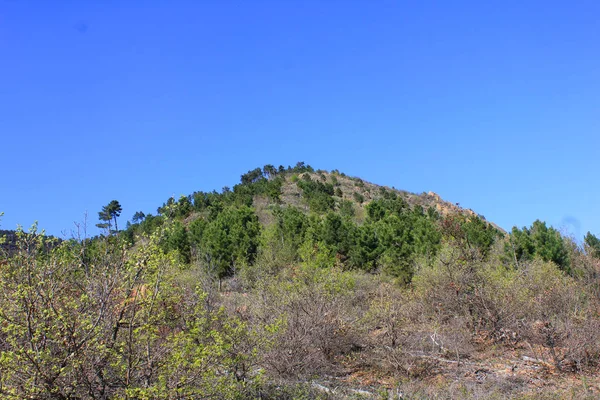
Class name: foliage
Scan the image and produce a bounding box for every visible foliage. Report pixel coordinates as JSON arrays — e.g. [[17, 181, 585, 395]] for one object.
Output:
[[0, 227, 265, 399], [507, 220, 570, 272], [353, 191, 365, 204], [161, 219, 191, 263], [132, 210, 146, 224], [584, 231, 600, 258], [296, 175, 335, 213], [97, 199, 123, 233], [338, 199, 355, 218], [193, 205, 261, 279], [441, 214, 502, 261]]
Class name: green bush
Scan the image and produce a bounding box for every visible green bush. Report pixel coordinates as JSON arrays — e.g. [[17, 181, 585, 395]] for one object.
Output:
[[353, 192, 365, 204]]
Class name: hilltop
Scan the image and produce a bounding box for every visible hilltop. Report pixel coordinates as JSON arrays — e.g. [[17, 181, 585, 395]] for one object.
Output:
[[226, 164, 492, 225], [270, 169, 485, 221]]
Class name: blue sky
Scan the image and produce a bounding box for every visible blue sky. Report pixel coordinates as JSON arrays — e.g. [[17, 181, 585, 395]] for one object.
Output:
[[1, 1, 599, 239]]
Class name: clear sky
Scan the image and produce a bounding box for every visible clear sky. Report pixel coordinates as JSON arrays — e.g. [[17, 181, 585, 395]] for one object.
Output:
[[1, 1, 599, 239]]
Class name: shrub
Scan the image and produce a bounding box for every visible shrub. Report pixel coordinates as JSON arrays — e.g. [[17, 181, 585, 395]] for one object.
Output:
[[249, 267, 360, 378], [353, 192, 365, 204], [0, 228, 265, 399]]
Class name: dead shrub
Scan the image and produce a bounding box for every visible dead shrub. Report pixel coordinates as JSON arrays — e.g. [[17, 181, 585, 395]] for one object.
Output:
[[248, 267, 362, 379], [511, 260, 600, 371]]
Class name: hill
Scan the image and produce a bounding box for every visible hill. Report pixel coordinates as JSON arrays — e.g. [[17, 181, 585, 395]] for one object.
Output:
[[119, 162, 506, 283], [1, 163, 599, 399]]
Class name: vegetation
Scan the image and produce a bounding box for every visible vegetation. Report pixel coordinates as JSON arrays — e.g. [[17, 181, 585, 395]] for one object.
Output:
[[2, 164, 600, 398], [97, 200, 123, 234]]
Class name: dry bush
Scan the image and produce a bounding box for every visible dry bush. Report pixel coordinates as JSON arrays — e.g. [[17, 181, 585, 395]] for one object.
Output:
[[562, 316, 600, 370], [247, 266, 364, 379], [389, 375, 527, 400], [511, 260, 600, 371], [411, 245, 507, 345], [362, 279, 474, 379], [233, 239, 600, 392], [364, 282, 407, 348], [410, 243, 600, 372], [569, 245, 600, 299]]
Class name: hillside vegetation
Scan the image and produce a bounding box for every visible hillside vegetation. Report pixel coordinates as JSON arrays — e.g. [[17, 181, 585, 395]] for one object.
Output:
[[2, 163, 600, 399]]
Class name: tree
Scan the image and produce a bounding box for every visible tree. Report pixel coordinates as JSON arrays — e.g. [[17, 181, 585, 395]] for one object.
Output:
[[338, 199, 355, 217], [584, 232, 600, 258], [197, 206, 261, 282], [175, 195, 193, 218], [96, 217, 111, 232], [348, 224, 380, 271], [320, 212, 354, 260], [240, 168, 264, 185], [263, 164, 277, 180], [508, 220, 570, 272], [440, 214, 500, 261], [132, 211, 146, 224], [162, 220, 191, 263], [272, 206, 308, 255], [375, 214, 416, 282], [98, 200, 123, 234]]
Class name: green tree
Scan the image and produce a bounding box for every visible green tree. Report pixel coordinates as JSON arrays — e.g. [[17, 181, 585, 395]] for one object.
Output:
[[132, 211, 146, 224], [320, 212, 354, 261], [352, 192, 365, 204], [272, 206, 308, 254], [263, 164, 277, 179], [240, 167, 264, 185], [96, 213, 111, 231], [198, 206, 261, 281], [97, 200, 123, 233], [296, 176, 335, 213], [584, 231, 600, 258], [508, 220, 570, 272], [375, 214, 416, 282], [338, 199, 355, 218], [188, 217, 208, 246], [348, 224, 380, 271], [162, 220, 191, 263], [410, 207, 442, 262]]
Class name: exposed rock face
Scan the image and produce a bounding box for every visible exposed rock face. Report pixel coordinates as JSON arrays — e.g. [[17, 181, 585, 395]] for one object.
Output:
[[428, 191, 441, 201]]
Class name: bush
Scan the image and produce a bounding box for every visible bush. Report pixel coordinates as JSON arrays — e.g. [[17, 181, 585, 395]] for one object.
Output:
[[0, 228, 265, 399], [249, 267, 361, 378], [353, 192, 365, 204], [338, 200, 355, 218]]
